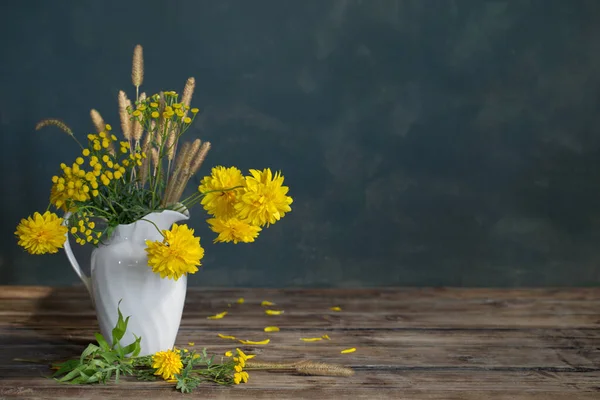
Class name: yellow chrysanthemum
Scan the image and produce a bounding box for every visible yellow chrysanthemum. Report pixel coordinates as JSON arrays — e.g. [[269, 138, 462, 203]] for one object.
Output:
[[207, 218, 262, 244], [235, 168, 293, 227], [15, 211, 68, 254], [198, 166, 245, 219], [145, 224, 204, 280], [152, 349, 183, 380]]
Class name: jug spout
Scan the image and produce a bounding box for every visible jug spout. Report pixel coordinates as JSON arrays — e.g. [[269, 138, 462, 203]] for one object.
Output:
[[109, 205, 190, 246]]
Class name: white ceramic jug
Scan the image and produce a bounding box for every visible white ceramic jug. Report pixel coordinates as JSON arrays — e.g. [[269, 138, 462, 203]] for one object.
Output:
[[62, 207, 190, 356]]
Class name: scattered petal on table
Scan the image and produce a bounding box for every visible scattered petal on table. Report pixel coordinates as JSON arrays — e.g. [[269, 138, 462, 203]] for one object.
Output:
[[238, 339, 271, 345], [300, 337, 323, 342], [264, 326, 280, 332], [330, 306, 342, 312], [261, 300, 275, 306], [217, 333, 237, 340], [321, 334, 331, 340], [236, 297, 245, 304], [341, 348, 356, 354], [265, 309, 284, 315], [188, 342, 195, 346], [207, 311, 228, 319], [224, 350, 233, 357]]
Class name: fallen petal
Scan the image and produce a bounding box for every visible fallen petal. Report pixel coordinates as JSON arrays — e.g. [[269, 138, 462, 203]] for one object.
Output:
[[207, 311, 228, 319], [321, 334, 331, 340], [217, 333, 237, 340], [236, 297, 245, 304], [300, 337, 323, 342], [264, 326, 280, 332], [261, 300, 275, 306], [341, 347, 357, 354], [330, 306, 342, 312], [238, 339, 270, 345], [265, 309, 284, 315]]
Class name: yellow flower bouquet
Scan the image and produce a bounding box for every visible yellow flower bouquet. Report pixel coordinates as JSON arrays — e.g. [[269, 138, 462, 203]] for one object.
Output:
[[14, 44, 293, 357]]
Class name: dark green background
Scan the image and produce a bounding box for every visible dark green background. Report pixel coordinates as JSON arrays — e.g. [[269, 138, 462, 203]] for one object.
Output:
[[2, 0, 600, 287]]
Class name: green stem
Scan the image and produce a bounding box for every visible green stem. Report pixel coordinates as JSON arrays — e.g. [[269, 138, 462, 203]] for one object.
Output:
[[138, 218, 166, 238]]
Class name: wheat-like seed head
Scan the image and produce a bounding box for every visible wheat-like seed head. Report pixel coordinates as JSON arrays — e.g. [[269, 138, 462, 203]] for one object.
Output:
[[294, 361, 354, 377], [181, 77, 196, 119], [118, 91, 132, 140], [90, 109, 105, 133], [35, 119, 74, 136], [190, 141, 211, 175], [151, 148, 159, 176], [132, 44, 144, 88]]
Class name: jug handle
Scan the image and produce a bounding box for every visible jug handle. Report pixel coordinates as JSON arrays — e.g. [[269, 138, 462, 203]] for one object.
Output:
[[62, 211, 93, 300]]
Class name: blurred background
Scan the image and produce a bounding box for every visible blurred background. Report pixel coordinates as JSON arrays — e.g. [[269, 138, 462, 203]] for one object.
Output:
[[2, 0, 600, 287]]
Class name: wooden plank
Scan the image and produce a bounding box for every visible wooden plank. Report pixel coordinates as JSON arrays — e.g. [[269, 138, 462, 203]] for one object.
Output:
[[2, 329, 599, 370], [1, 286, 599, 398], [1, 370, 600, 398]]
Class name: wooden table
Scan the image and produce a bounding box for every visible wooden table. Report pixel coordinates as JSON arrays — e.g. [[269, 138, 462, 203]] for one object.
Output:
[[0, 286, 599, 399]]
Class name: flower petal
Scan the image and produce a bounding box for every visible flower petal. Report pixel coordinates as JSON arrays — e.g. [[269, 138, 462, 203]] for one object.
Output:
[[330, 306, 342, 312], [207, 311, 228, 319], [238, 339, 270, 345], [217, 333, 237, 340], [300, 337, 323, 342], [261, 300, 275, 306], [341, 347, 357, 354], [265, 309, 284, 316], [264, 326, 280, 332], [236, 297, 245, 304]]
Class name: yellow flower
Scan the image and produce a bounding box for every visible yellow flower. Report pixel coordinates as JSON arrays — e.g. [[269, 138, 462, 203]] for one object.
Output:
[[145, 224, 204, 280], [232, 348, 252, 384], [15, 211, 68, 254], [152, 349, 183, 380], [234, 370, 249, 384], [198, 166, 245, 219], [234, 168, 293, 227], [232, 348, 255, 368], [207, 218, 261, 244]]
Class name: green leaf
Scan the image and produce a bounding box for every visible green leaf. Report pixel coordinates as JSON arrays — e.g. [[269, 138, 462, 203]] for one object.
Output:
[[79, 343, 100, 364], [111, 300, 130, 346], [94, 332, 110, 352], [121, 334, 142, 357]]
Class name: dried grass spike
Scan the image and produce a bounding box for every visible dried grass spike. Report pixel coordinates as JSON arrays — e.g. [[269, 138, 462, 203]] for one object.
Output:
[[118, 91, 132, 140], [151, 148, 159, 176], [190, 141, 211, 175], [294, 361, 354, 377], [90, 109, 105, 133], [35, 119, 73, 136], [132, 44, 144, 90], [181, 77, 196, 119]]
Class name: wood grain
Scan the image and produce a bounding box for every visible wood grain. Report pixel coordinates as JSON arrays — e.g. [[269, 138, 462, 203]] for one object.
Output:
[[0, 286, 599, 399]]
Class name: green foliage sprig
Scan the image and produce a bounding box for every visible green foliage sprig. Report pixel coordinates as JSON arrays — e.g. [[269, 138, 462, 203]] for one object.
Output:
[[51, 301, 141, 384]]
